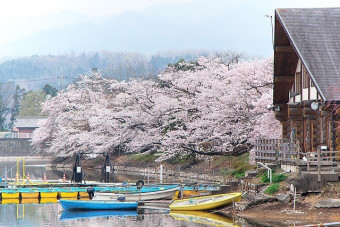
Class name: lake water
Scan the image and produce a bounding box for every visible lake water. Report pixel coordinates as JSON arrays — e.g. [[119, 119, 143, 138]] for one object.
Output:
[[0, 202, 244, 227], [0, 159, 319, 227]]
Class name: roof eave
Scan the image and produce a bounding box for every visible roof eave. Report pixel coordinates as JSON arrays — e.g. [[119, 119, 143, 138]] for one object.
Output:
[[275, 9, 327, 102]]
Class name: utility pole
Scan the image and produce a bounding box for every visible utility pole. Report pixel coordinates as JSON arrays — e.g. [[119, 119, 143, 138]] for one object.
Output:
[[265, 15, 274, 50], [60, 75, 66, 90]]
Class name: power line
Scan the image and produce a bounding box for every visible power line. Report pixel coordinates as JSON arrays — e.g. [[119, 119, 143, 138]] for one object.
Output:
[[0, 76, 78, 85]]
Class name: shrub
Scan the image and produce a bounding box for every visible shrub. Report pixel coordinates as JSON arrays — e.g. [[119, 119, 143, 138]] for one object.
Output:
[[261, 172, 287, 183], [264, 183, 280, 194]]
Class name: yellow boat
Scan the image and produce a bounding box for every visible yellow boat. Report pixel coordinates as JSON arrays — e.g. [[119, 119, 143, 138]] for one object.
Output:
[[21, 198, 39, 204], [20, 192, 40, 199], [40, 191, 58, 198], [40, 197, 58, 204], [170, 210, 240, 227], [78, 191, 89, 197], [1, 199, 20, 205], [58, 191, 78, 198], [1, 191, 20, 199], [170, 193, 242, 211]]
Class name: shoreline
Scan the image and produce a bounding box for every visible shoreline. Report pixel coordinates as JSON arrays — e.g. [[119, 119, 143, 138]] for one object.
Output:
[[228, 200, 340, 226], [0, 156, 49, 161]]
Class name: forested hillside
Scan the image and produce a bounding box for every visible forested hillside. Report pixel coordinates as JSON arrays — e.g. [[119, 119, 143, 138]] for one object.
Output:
[[0, 50, 225, 90]]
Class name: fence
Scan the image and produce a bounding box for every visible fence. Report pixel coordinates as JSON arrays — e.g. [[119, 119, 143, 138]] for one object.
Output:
[[255, 139, 300, 164], [255, 139, 340, 169]]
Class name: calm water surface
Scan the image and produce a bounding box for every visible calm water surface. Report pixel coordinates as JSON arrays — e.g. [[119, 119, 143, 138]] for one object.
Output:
[[0, 202, 219, 227], [0, 159, 304, 226]]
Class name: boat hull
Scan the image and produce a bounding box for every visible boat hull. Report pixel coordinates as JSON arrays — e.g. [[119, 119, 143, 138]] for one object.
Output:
[[60, 200, 138, 210], [40, 192, 58, 198], [93, 186, 179, 201], [58, 191, 78, 198], [170, 193, 242, 211], [78, 191, 89, 197], [1, 192, 20, 199], [21, 192, 40, 199]]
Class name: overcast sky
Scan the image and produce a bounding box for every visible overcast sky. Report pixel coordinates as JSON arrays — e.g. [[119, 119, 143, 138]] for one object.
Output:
[[0, 0, 339, 57]]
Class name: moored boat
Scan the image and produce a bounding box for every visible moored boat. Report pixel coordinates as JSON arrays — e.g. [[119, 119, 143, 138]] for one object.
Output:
[[169, 192, 242, 211], [20, 188, 39, 199], [0, 190, 20, 199], [93, 186, 180, 201], [40, 197, 58, 204], [59, 200, 138, 210], [58, 188, 78, 198], [39, 188, 58, 198]]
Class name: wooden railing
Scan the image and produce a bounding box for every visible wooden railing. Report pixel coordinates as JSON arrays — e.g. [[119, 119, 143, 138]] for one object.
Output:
[[255, 139, 300, 164], [254, 139, 340, 166]]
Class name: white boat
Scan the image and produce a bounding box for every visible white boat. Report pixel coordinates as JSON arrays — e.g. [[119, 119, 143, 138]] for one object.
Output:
[[93, 186, 180, 201]]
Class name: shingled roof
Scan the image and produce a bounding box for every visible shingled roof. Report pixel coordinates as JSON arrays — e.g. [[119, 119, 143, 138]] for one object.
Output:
[[276, 8, 340, 101], [13, 117, 47, 128]]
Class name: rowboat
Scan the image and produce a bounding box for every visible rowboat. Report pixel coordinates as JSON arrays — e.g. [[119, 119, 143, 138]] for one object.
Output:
[[40, 197, 58, 204], [93, 186, 180, 201], [39, 188, 58, 198], [58, 189, 78, 198], [0, 190, 20, 199], [20, 189, 39, 199], [60, 209, 138, 221], [59, 200, 138, 210], [169, 193, 242, 211], [94, 185, 179, 193], [170, 211, 240, 227]]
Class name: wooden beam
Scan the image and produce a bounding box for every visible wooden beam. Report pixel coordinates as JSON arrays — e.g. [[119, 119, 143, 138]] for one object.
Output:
[[276, 45, 294, 53], [275, 76, 295, 83]]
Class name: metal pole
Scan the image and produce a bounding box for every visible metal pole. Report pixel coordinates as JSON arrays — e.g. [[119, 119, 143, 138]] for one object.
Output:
[[4, 167, 7, 188], [147, 167, 150, 185]]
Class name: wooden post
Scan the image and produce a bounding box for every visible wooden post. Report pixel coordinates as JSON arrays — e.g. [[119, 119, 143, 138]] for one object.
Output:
[[307, 153, 310, 172], [160, 165, 163, 183], [318, 148, 321, 182]]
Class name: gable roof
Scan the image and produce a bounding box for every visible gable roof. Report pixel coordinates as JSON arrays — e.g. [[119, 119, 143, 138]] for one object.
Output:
[[276, 8, 340, 102], [13, 117, 47, 128]]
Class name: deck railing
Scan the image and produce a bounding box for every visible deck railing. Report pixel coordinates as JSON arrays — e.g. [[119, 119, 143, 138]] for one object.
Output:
[[255, 139, 340, 167]]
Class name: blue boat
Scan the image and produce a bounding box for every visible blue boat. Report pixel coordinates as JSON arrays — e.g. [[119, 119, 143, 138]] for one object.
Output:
[[59, 200, 138, 210], [60, 209, 138, 220]]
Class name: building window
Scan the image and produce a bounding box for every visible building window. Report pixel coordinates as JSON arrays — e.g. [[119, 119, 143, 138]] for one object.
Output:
[[295, 72, 301, 93], [303, 70, 309, 89]]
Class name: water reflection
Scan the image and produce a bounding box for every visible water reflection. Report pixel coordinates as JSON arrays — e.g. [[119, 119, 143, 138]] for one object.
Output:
[[170, 210, 239, 227], [60, 209, 138, 221]]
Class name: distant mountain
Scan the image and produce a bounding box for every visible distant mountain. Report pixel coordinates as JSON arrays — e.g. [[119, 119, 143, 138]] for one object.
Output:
[[0, 0, 273, 58]]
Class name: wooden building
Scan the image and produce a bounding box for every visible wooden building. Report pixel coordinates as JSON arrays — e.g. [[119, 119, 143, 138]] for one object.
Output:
[[12, 117, 46, 138], [274, 8, 340, 153]]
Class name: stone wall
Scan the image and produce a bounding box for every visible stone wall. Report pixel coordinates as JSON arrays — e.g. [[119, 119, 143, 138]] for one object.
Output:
[[0, 138, 37, 156]]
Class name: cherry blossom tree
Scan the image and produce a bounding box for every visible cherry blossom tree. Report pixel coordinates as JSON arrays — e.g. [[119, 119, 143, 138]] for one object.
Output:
[[32, 57, 281, 160]]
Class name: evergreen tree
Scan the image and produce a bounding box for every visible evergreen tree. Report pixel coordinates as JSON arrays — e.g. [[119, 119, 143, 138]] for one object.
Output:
[[9, 85, 26, 128], [42, 84, 58, 97], [0, 91, 8, 131]]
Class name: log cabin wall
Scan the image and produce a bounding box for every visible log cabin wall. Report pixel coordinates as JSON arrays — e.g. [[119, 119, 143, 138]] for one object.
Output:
[[273, 8, 340, 153]]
